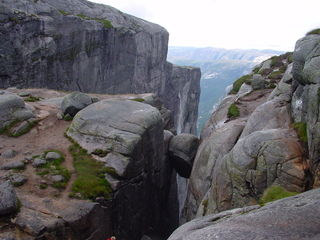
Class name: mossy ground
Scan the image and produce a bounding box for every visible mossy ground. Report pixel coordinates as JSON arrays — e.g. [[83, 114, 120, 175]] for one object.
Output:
[[259, 186, 298, 206], [68, 142, 112, 200], [227, 103, 240, 118], [229, 74, 252, 94], [36, 150, 71, 189], [0, 120, 37, 137]]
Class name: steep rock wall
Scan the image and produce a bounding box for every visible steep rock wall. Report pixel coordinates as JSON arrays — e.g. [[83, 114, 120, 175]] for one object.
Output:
[[291, 34, 320, 187], [182, 52, 310, 222], [0, 0, 200, 134]]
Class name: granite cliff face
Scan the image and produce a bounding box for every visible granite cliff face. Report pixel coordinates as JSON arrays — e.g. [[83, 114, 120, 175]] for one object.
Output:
[[170, 32, 320, 239], [0, 0, 200, 134]]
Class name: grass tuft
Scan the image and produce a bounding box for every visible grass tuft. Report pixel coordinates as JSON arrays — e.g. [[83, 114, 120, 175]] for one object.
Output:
[[24, 95, 41, 102], [227, 103, 240, 118], [68, 142, 112, 200], [130, 98, 145, 102], [259, 186, 298, 206], [229, 74, 252, 94]]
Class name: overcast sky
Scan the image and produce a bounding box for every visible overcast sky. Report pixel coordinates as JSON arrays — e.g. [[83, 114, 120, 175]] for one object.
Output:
[[92, 0, 319, 51]]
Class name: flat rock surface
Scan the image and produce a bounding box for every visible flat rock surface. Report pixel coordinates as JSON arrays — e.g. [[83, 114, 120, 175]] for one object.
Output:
[[169, 189, 320, 240]]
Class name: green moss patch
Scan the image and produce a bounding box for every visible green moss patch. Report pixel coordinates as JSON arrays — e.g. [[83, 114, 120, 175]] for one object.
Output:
[[24, 95, 41, 102], [76, 14, 113, 28], [293, 122, 308, 143], [68, 142, 112, 200], [58, 10, 71, 16], [229, 74, 252, 94], [130, 98, 145, 102], [92, 149, 109, 157], [227, 103, 240, 118], [37, 150, 71, 189], [306, 28, 320, 35], [259, 186, 298, 206], [268, 71, 283, 80]]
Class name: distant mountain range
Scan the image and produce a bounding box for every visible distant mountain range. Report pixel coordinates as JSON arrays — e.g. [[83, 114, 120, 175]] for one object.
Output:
[[167, 46, 284, 132]]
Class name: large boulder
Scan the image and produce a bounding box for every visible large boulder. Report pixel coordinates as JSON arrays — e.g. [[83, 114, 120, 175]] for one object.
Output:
[[0, 94, 34, 131], [0, 181, 18, 216], [168, 134, 199, 178], [67, 99, 165, 240], [14, 200, 110, 240], [168, 189, 320, 240], [61, 91, 96, 117]]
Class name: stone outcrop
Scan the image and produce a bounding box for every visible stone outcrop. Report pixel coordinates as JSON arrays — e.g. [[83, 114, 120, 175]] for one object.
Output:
[[0, 93, 34, 132], [168, 189, 320, 240], [67, 99, 166, 239], [291, 33, 320, 187], [0, 0, 201, 134], [182, 52, 310, 222], [0, 181, 18, 216]]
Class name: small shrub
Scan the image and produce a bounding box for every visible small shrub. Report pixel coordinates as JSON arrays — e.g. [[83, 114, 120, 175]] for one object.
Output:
[[259, 186, 298, 206], [306, 28, 320, 35], [229, 74, 252, 94], [293, 122, 308, 143], [227, 103, 240, 118]]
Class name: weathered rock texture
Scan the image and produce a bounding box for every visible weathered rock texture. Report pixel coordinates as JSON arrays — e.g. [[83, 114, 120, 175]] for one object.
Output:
[[168, 189, 320, 240], [182, 52, 310, 222], [292, 33, 320, 187], [0, 0, 200, 134], [67, 99, 167, 239]]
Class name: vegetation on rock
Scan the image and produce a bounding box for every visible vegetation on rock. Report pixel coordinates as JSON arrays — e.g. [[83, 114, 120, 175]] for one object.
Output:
[[24, 95, 41, 102], [229, 74, 252, 94], [227, 103, 240, 118], [36, 150, 71, 189], [130, 98, 145, 102], [293, 122, 308, 143], [306, 28, 320, 35], [259, 186, 298, 206], [76, 14, 113, 28], [68, 142, 112, 200]]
